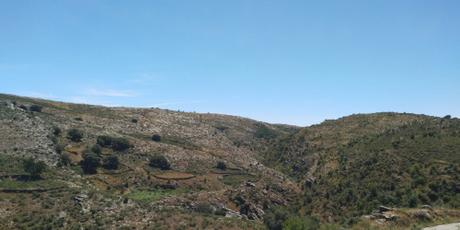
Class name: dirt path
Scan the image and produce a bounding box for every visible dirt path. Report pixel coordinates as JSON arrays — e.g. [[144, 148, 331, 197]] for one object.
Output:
[[423, 223, 460, 230]]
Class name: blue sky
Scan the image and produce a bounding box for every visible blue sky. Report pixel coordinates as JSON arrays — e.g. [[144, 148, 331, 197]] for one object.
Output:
[[1, 0, 459, 126]]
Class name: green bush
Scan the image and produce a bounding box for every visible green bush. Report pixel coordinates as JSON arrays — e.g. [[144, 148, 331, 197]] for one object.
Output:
[[52, 127, 61, 136], [149, 155, 171, 170], [60, 154, 71, 166], [103, 155, 119, 170], [151, 134, 161, 142], [111, 138, 131, 151], [97, 136, 131, 151], [97, 136, 113, 147], [29, 105, 43, 112], [67, 129, 83, 142], [23, 158, 47, 180], [264, 207, 290, 230], [216, 161, 227, 170], [81, 153, 101, 174]]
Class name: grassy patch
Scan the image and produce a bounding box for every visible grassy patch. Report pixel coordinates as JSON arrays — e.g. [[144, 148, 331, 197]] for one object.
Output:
[[0, 179, 65, 190], [0, 155, 25, 174], [126, 188, 186, 203], [222, 174, 256, 186], [162, 136, 200, 150]]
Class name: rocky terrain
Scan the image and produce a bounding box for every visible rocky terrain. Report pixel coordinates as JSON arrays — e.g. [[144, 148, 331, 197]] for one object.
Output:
[[0, 93, 459, 229]]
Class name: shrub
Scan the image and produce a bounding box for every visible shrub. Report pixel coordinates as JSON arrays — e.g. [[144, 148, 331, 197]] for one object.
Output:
[[29, 105, 43, 112], [408, 194, 418, 208], [97, 136, 112, 147], [52, 126, 61, 136], [111, 138, 131, 151], [151, 134, 161, 142], [67, 129, 83, 142], [91, 144, 102, 155], [149, 155, 171, 170], [55, 144, 64, 154], [81, 153, 101, 174], [60, 154, 71, 166], [264, 207, 290, 230], [23, 158, 47, 180], [216, 161, 227, 170], [195, 203, 214, 215], [97, 136, 131, 151], [103, 155, 119, 170]]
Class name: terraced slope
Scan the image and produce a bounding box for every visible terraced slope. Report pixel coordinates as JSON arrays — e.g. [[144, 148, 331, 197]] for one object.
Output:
[[0, 93, 299, 229]]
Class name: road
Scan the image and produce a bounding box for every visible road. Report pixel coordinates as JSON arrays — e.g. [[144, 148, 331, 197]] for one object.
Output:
[[423, 223, 460, 230]]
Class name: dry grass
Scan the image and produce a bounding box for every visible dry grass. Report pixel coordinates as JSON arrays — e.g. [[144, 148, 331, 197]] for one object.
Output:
[[153, 172, 195, 180]]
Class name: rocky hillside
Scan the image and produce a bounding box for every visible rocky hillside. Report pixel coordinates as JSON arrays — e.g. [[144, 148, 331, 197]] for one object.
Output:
[[0, 93, 459, 229], [0, 93, 300, 229]]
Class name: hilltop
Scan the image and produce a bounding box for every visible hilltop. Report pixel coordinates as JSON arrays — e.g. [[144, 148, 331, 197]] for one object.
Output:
[[0, 93, 458, 229]]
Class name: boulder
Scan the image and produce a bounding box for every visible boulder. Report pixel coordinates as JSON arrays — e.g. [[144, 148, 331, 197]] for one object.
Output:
[[379, 206, 393, 212]]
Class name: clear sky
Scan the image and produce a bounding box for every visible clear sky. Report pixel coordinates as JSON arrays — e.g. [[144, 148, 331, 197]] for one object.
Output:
[[1, 0, 459, 126]]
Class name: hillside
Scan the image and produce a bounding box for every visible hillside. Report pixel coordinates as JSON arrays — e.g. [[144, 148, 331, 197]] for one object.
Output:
[[0, 93, 301, 229], [0, 93, 459, 229], [263, 113, 460, 226]]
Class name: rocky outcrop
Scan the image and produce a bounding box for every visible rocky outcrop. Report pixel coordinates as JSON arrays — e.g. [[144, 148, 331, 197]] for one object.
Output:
[[0, 101, 58, 165]]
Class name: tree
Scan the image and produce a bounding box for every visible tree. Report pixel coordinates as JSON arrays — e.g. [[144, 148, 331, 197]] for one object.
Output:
[[67, 129, 83, 142], [29, 105, 43, 112], [111, 138, 131, 151], [151, 134, 161, 142], [103, 155, 119, 170], [23, 158, 47, 180], [52, 126, 61, 136], [81, 153, 101, 174], [216, 161, 227, 170], [97, 135, 131, 151], [149, 155, 171, 170]]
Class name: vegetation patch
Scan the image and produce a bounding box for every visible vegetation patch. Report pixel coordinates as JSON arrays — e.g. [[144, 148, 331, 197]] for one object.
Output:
[[162, 136, 200, 150], [67, 128, 84, 142], [149, 155, 171, 170], [222, 174, 256, 186], [254, 124, 279, 139], [0, 179, 65, 191], [126, 188, 186, 203], [97, 135, 131, 151]]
